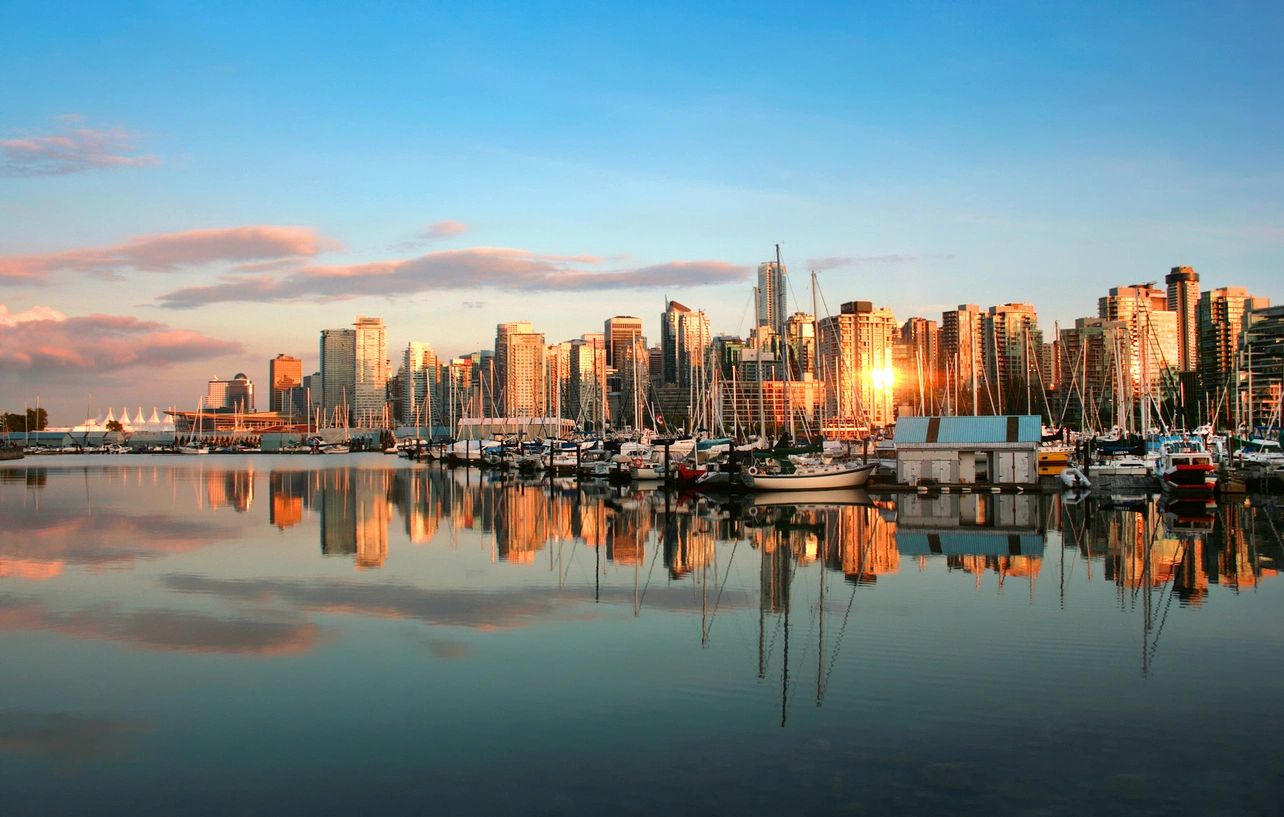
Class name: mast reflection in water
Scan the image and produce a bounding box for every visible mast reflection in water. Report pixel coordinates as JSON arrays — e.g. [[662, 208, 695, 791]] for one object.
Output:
[[1, 456, 1282, 817]]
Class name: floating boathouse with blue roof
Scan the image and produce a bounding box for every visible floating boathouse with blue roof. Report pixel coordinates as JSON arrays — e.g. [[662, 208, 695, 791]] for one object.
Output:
[[894, 415, 1041, 487]]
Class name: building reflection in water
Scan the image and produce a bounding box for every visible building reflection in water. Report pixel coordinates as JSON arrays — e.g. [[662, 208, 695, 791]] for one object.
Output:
[[1057, 494, 1279, 606]]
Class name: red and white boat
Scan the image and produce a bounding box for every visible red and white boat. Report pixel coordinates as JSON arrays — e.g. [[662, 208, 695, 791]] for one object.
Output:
[[1155, 443, 1217, 494]]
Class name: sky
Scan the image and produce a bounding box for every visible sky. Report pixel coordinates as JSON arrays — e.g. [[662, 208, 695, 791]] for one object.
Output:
[[2, 0, 1282, 422]]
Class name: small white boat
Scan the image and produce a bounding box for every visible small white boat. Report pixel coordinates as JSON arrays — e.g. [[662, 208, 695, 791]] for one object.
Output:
[[743, 461, 876, 491], [1059, 467, 1090, 489], [176, 443, 209, 455]]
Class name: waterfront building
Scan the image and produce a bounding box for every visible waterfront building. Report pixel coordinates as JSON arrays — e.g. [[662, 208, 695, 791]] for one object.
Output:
[[494, 321, 546, 418], [783, 312, 816, 379], [982, 303, 1042, 414], [546, 340, 573, 420], [817, 300, 898, 433], [320, 328, 356, 422], [568, 333, 607, 430], [1242, 304, 1284, 428], [660, 300, 712, 387], [1098, 284, 1181, 400], [269, 354, 304, 415], [898, 317, 940, 413], [303, 371, 322, 418], [603, 315, 644, 368], [353, 316, 389, 427], [401, 341, 439, 426], [1198, 287, 1270, 418], [941, 304, 985, 409], [1166, 266, 1200, 371], [1057, 317, 1130, 429], [708, 335, 744, 381], [206, 373, 254, 412], [443, 356, 476, 429], [756, 260, 787, 334]]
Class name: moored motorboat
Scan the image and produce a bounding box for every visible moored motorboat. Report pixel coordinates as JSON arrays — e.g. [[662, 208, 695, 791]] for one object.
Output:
[[1155, 442, 1217, 493]]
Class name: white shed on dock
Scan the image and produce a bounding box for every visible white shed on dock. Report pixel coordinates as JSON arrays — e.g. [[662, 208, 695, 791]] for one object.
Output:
[[894, 415, 1041, 487]]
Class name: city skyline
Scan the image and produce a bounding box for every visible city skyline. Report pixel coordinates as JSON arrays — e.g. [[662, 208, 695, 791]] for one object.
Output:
[[3, 3, 1283, 419]]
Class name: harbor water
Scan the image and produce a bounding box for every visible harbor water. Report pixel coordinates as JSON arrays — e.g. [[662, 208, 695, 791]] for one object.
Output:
[[2, 455, 1282, 816]]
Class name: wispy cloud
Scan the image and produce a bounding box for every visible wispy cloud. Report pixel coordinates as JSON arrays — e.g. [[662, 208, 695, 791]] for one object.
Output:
[[1, 117, 160, 176], [0, 305, 242, 371], [0, 597, 329, 656], [806, 255, 926, 271], [0, 226, 340, 284], [156, 248, 749, 308], [418, 220, 470, 240]]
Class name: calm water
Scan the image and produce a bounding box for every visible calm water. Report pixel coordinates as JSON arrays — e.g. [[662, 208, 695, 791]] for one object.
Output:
[[2, 455, 1282, 816]]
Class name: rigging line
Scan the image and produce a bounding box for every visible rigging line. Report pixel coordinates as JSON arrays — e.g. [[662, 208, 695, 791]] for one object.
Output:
[[703, 538, 741, 641], [1147, 539, 1188, 666], [637, 528, 664, 611], [820, 511, 881, 698]]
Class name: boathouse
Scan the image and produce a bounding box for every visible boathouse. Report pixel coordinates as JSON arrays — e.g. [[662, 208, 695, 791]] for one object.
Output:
[[894, 415, 1041, 487]]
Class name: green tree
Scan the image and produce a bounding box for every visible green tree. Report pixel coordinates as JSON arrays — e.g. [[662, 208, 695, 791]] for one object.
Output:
[[106, 420, 124, 433]]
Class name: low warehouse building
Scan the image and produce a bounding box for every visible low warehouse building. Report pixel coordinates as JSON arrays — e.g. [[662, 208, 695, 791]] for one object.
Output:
[[894, 415, 1041, 487]]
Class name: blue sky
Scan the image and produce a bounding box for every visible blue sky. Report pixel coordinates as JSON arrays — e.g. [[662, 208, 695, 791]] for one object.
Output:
[[2, 1, 1282, 419]]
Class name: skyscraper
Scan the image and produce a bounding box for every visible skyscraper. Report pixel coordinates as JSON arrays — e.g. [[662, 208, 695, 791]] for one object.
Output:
[[941, 304, 984, 399], [320, 327, 356, 422], [353, 316, 388, 427], [982, 303, 1042, 412], [269, 354, 303, 414], [659, 300, 712, 387], [568, 333, 607, 429], [206, 373, 254, 411], [603, 315, 644, 368], [1198, 287, 1270, 409], [1165, 266, 1200, 371], [402, 341, 438, 426], [817, 300, 898, 431], [495, 321, 546, 417], [756, 260, 787, 334], [1098, 284, 1180, 398]]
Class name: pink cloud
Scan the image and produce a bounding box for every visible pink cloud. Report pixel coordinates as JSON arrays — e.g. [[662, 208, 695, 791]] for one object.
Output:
[[0, 226, 340, 284], [156, 247, 749, 308], [0, 306, 242, 372], [1, 118, 160, 176], [418, 220, 470, 240]]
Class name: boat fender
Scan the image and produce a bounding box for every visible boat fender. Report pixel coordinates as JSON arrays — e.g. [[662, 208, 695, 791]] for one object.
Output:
[[631, 457, 643, 468]]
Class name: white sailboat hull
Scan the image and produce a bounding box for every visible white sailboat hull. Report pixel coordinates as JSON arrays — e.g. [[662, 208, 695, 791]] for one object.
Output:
[[744, 462, 876, 491]]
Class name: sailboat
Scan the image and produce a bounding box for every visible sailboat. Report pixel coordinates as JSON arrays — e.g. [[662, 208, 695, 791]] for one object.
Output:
[[177, 398, 210, 454]]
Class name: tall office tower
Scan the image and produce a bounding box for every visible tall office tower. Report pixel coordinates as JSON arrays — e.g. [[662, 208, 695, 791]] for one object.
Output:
[[402, 341, 438, 426], [756, 259, 787, 334], [1058, 318, 1131, 426], [206, 373, 254, 411], [897, 317, 940, 410], [352, 316, 388, 427], [568, 333, 607, 429], [1097, 284, 1180, 397], [783, 312, 816, 379], [982, 303, 1043, 411], [941, 304, 984, 397], [1198, 287, 1271, 401], [303, 371, 322, 417], [1166, 266, 1200, 371], [660, 300, 712, 386], [603, 315, 644, 368], [1243, 305, 1284, 426], [269, 354, 303, 414], [817, 300, 898, 429], [546, 341, 573, 419], [443, 357, 475, 428], [320, 327, 356, 422], [494, 321, 547, 417]]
